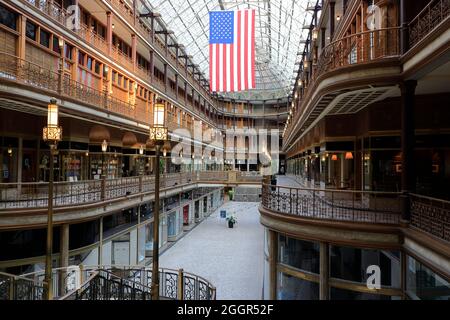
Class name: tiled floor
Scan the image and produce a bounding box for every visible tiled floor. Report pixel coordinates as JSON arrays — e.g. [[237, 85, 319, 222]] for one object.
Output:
[[159, 201, 264, 300]]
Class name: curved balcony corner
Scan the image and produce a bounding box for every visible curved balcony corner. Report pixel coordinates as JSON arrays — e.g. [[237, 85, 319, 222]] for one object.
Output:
[[1, 265, 216, 301]]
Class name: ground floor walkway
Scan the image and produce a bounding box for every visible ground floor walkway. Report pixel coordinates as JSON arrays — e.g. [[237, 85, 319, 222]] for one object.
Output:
[[159, 201, 264, 300]]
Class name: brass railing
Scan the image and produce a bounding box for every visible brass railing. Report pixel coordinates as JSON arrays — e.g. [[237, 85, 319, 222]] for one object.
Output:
[[410, 193, 450, 242], [10, 265, 216, 300], [409, 0, 450, 48], [284, 27, 401, 142], [261, 183, 402, 225]]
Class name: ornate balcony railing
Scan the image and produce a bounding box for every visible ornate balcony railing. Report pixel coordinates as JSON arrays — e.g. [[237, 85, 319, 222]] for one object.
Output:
[[21, 0, 216, 117], [0, 171, 262, 211], [6, 265, 216, 300], [409, 0, 450, 48], [284, 27, 401, 143], [261, 183, 402, 225], [410, 194, 450, 242], [0, 272, 46, 300]]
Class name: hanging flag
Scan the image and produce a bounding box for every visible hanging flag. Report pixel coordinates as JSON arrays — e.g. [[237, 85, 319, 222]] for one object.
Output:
[[209, 9, 256, 93]]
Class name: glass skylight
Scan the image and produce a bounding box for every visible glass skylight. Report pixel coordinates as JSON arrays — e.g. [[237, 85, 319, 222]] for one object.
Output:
[[146, 0, 317, 101]]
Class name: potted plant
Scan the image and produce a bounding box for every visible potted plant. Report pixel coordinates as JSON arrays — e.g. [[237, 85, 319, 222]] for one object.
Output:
[[226, 215, 237, 228]]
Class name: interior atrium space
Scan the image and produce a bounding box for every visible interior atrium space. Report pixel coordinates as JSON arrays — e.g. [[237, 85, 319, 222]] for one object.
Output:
[[1, 0, 450, 308]]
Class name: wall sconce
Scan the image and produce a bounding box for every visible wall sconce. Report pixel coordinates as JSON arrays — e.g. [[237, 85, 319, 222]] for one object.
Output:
[[139, 145, 144, 155], [336, 15, 341, 21], [345, 152, 354, 160], [7, 147, 12, 156], [331, 154, 338, 161]]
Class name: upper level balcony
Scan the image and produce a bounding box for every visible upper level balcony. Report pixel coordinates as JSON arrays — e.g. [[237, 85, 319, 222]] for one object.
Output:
[[283, 0, 450, 150], [0, 171, 262, 228], [260, 177, 450, 247]]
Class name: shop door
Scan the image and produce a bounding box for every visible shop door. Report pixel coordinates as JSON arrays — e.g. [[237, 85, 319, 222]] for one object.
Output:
[[183, 205, 189, 225]]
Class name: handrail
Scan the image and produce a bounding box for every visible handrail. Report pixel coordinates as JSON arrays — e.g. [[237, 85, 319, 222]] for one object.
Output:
[[410, 193, 450, 243], [20, 265, 216, 300], [409, 0, 450, 48], [261, 183, 402, 225], [0, 171, 262, 211]]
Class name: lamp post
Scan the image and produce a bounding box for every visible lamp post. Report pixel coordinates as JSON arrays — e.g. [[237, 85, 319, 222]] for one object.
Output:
[[101, 139, 108, 177], [149, 101, 168, 300], [43, 98, 62, 300]]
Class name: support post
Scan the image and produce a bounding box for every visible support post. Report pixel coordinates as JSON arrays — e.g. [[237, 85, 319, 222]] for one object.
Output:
[[151, 144, 161, 300], [319, 242, 329, 300], [400, 80, 417, 221], [44, 145, 56, 300], [268, 230, 278, 300]]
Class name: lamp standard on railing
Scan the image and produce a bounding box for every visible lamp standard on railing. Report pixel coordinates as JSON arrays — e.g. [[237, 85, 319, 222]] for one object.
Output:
[[42, 98, 62, 300], [149, 101, 168, 300]]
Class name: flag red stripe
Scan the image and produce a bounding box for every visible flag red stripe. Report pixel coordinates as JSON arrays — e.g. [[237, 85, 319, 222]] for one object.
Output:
[[222, 44, 227, 92], [230, 43, 234, 92], [237, 10, 242, 92], [244, 10, 249, 91], [251, 10, 256, 89], [209, 44, 213, 92]]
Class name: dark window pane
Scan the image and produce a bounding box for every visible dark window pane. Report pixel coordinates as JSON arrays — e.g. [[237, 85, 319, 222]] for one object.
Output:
[[277, 273, 319, 300], [64, 44, 73, 60], [53, 36, 61, 54], [330, 245, 401, 287], [87, 56, 93, 70], [278, 235, 320, 274], [94, 61, 100, 74], [25, 21, 37, 40], [407, 256, 450, 300], [78, 51, 85, 66], [39, 29, 50, 47], [0, 4, 17, 30]]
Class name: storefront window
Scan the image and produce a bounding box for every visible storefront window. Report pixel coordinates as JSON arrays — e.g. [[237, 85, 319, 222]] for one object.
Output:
[[278, 235, 320, 274], [330, 245, 401, 288], [407, 256, 450, 300], [167, 211, 178, 237], [277, 272, 319, 300]]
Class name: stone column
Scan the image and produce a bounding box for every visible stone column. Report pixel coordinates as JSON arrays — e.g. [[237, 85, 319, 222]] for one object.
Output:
[[400, 80, 417, 221], [319, 242, 329, 300]]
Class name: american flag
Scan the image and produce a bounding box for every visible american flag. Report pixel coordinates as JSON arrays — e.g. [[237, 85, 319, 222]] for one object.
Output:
[[209, 10, 256, 92]]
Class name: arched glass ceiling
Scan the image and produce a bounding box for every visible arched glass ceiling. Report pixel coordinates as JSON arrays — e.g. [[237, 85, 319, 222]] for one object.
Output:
[[146, 0, 318, 101]]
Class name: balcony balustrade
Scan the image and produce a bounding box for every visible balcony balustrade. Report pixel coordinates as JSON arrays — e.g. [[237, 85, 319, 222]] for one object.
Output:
[[20, 0, 213, 111], [0, 171, 262, 211], [1, 266, 216, 300], [285, 27, 401, 142], [409, 0, 450, 48], [410, 194, 450, 242], [261, 183, 402, 225]]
